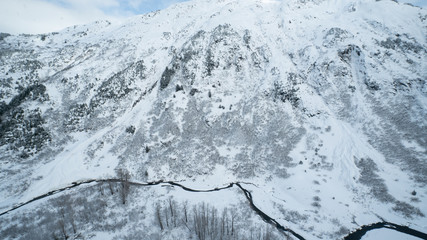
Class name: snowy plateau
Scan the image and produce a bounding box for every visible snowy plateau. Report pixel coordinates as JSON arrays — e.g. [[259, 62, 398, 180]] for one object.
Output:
[[0, 0, 426, 239]]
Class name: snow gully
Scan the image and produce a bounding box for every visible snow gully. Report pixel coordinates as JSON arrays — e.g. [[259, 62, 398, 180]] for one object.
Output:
[[1, 179, 426, 240]]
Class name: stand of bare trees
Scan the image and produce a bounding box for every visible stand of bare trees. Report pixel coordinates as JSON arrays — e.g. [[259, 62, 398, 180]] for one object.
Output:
[[51, 198, 81, 240], [155, 199, 280, 240]]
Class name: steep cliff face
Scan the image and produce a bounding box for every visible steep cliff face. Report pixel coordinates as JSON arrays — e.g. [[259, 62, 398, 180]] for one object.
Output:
[[0, 0, 426, 239]]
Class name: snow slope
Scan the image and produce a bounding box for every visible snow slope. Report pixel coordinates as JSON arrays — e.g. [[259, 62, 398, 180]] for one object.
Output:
[[0, 0, 426, 239]]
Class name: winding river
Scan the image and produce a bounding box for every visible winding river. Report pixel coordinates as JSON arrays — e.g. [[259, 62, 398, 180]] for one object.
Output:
[[0, 179, 426, 240]]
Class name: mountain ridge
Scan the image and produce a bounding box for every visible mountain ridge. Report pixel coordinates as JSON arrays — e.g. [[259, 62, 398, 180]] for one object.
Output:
[[0, 0, 426, 239]]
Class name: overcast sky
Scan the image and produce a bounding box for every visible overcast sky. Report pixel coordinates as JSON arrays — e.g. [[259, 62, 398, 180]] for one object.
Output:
[[0, 0, 425, 35]]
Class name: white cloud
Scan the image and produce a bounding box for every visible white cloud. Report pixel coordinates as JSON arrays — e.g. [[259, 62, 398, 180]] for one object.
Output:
[[0, 0, 189, 35], [128, 0, 144, 9], [0, 0, 424, 35], [0, 0, 128, 35]]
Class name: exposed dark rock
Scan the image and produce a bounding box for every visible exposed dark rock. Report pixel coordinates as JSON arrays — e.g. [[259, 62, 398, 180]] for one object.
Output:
[[338, 44, 361, 63], [160, 65, 177, 90], [273, 74, 300, 108], [189, 88, 198, 96]]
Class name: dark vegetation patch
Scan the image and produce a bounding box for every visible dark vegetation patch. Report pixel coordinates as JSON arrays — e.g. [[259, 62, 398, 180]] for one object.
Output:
[[0, 108, 50, 158], [392, 201, 425, 219], [64, 103, 89, 132], [89, 60, 145, 111], [355, 158, 424, 218], [0, 84, 50, 157], [272, 73, 300, 108], [125, 125, 136, 134], [380, 36, 424, 54], [0, 32, 11, 41], [355, 158, 394, 203], [0, 84, 48, 116]]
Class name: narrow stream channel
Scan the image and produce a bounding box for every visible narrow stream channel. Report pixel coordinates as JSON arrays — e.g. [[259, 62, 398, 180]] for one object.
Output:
[[0, 179, 426, 240], [344, 222, 427, 240]]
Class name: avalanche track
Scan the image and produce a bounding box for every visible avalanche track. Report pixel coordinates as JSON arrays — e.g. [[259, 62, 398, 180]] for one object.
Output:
[[0, 179, 426, 240]]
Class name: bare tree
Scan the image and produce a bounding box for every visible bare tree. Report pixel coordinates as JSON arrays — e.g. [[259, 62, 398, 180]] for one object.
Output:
[[230, 208, 238, 238], [152, 200, 280, 240], [183, 201, 189, 223], [221, 208, 227, 239], [264, 224, 272, 240], [156, 204, 164, 231], [164, 205, 169, 228], [168, 198, 177, 227], [58, 209, 68, 239], [98, 183, 104, 196], [108, 181, 114, 195], [209, 206, 218, 240], [117, 168, 131, 204]]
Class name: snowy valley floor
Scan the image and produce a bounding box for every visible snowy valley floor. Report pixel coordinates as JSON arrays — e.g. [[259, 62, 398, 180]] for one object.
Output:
[[0, 178, 426, 240]]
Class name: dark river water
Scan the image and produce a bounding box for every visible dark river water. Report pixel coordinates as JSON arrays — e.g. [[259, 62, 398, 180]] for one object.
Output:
[[1, 179, 426, 239]]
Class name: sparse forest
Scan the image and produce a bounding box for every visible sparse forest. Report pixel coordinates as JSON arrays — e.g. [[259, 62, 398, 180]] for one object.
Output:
[[0, 180, 284, 240], [154, 199, 282, 240]]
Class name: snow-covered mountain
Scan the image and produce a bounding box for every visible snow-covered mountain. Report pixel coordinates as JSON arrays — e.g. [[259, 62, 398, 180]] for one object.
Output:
[[0, 0, 426, 239]]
